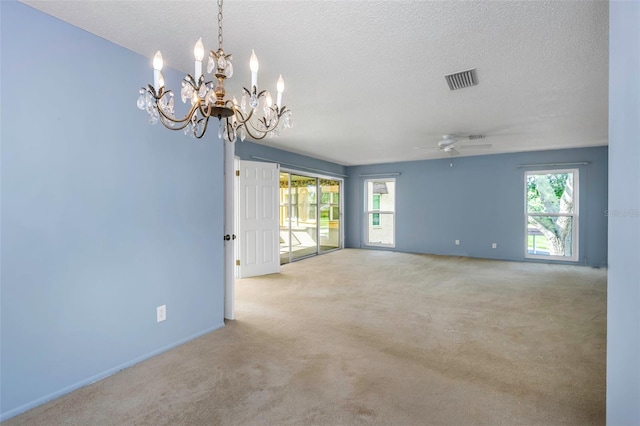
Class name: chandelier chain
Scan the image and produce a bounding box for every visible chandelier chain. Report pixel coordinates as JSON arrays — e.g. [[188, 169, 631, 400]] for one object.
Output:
[[217, 0, 224, 49]]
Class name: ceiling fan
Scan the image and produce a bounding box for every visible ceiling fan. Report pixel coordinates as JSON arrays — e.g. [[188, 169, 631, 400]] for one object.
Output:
[[416, 134, 493, 156]]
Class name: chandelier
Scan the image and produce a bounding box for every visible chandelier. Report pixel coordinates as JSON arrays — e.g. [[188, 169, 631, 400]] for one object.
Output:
[[136, 0, 292, 142]]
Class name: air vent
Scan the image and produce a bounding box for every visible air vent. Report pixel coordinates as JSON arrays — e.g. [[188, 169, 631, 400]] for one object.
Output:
[[445, 68, 478, 90]]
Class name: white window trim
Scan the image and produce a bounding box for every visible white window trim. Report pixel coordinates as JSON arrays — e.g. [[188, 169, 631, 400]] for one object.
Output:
[[364, 178, 396, 248], [524, 168, 579, 262]]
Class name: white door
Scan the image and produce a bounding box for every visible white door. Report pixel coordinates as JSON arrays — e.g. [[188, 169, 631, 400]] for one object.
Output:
[[223, 140, 235, 319], [238, 160, 280, 278]]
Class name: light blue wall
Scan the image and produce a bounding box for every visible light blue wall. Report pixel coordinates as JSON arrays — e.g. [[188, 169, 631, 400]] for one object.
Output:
[[607, 1, 640, 423], [235, 140, 347, 178], [345, 147, 608, 267], [0, 2, 225, 420]]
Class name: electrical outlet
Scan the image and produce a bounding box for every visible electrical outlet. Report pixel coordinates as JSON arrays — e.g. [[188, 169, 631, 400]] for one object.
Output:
[[492, 243, 497, 249], [157, 305, 166, 322], [455, 240, 460, 245]]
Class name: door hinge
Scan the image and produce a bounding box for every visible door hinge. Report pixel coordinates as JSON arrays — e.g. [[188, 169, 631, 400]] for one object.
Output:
[[235, 260, 240, 266], [235, 170, 240, 176]]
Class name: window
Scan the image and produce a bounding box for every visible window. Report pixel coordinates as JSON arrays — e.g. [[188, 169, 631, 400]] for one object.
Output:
[[525, 169, 578, 261], [365, 179, 395, 247]]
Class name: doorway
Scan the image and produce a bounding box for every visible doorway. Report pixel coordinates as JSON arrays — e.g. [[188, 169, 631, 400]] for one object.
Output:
[[279, 172, 342, 264]]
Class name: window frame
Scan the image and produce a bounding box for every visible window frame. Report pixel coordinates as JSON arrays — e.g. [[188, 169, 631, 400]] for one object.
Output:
[[524, 168, 579, 262], [364, 178, 396, 248]]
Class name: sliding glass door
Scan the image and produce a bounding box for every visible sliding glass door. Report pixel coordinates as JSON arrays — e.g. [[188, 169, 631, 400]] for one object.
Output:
[[279, 172, 341, 264], [319, 179, 341, 253], [290, 174, 318, 261]]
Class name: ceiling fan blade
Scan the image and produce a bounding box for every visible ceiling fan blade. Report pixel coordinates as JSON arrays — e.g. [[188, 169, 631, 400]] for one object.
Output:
[[413, 146, 442, 152], [458, 143, 492, 150], [446, 133, 486, 141]]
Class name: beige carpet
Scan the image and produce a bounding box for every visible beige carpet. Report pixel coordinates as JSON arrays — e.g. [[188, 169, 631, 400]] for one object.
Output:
[[5, 249, 607, 425]]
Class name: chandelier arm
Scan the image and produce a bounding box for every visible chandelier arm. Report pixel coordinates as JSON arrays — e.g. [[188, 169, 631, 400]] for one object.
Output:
[[231, 104, 266, 130], [247, 111, 282, 132], [233, 108, 253, 124], [233, 104, 284, 125], [242, 126, 269, 140], [158, 113, 185, 131], [229, 94, 288, 122], [158, 115, 192, 131], [225, 117, 236, 141], [193, 116, 210, 139], [157, 105, 195, 126], [197, 102, 213, 119], [155, 99, 201, 131], [242, 117, 277, 140], [244, 117, 267, 133]]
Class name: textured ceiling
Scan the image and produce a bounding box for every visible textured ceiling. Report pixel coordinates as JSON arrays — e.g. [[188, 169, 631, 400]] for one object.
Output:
[[19, 0, 608, 166]]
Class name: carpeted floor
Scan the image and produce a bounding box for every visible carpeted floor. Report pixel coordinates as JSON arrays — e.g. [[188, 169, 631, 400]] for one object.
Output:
[[4, 249, 607, 425]]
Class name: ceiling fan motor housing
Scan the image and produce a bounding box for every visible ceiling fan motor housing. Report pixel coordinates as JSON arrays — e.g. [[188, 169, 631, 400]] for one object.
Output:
[[438, 135, 457, 148]]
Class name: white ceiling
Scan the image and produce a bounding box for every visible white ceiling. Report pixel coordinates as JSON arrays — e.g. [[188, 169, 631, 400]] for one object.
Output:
[[19, 0, 609, 166]]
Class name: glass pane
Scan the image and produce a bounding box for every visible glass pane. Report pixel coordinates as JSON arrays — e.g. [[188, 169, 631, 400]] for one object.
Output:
[[367, 213, 394, 245], [291, 174, 318, 260], [527, 215, 573, 257], [373, 194, 380, 210], [279, 172, 291, 265], [526, 172, 575, 214], [319, 179, 340, 253]]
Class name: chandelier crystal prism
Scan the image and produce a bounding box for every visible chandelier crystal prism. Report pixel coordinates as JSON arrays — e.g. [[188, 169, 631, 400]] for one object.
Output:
[[136, 0, 292, 142]]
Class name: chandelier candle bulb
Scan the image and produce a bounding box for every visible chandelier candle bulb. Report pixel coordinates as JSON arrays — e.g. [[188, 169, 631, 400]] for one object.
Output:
[[153, 51, 163, 90], [250, 50, 259, 89], [157, 73, 165, 91], [194, 37, 204, 79], [276, 75, 284, 107]]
